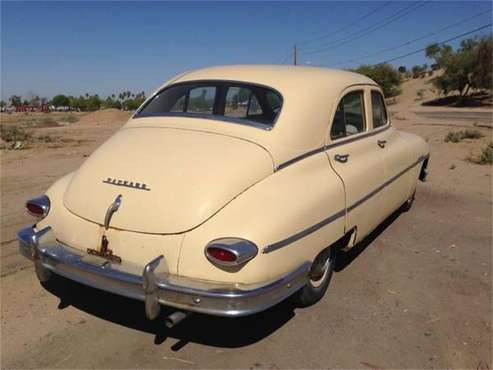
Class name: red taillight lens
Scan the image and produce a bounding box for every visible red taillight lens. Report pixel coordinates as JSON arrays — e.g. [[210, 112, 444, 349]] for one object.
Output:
[[206, 247, 237, 262], [26, 202, 44, 216], [25, 195, 50, 218]]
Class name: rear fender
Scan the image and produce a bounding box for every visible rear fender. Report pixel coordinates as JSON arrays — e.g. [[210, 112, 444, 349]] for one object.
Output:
[[178, 152, 346, 284]]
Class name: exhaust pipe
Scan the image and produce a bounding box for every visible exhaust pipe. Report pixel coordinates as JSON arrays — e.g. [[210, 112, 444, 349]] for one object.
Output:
[[165, 311, 191, 328]]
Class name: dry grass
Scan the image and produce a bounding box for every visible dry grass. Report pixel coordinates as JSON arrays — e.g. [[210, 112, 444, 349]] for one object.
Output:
[[444, 129, 484, 143]]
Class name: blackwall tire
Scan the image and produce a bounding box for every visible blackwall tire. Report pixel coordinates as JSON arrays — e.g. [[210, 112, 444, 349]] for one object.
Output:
[[292, 247, 336, 308]]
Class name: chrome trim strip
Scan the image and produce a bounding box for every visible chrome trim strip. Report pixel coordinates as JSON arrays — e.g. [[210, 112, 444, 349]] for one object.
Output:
[[17, 226, 310, 317], [263, 209, 346, 254], [264, 153, 429, 253], [277, 146, 326, 171], [276, 125, 391, 171], [325, 124, 391, 151]]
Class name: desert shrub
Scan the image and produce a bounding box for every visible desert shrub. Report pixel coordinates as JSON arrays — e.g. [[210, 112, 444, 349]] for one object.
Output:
[[416, 89, 425, 100], [468, 142, 493, 164], [478, 143, 493, 164], [444, 129, 483, 143], [0, 125, 32, 142]]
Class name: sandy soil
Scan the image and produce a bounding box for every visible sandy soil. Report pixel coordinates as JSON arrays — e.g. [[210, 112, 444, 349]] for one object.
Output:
[[1, 83, 492, 369]]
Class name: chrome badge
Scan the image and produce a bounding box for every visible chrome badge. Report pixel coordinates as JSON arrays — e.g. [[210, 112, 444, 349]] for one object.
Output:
[[103, 177, 151, 191]]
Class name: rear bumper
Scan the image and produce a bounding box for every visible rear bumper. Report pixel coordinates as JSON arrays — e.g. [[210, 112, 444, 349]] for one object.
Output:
[[18, 226, 310, 318]]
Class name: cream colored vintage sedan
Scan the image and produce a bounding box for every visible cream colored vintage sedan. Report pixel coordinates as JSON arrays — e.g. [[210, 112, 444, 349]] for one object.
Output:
[[18, 65, 429, 326]]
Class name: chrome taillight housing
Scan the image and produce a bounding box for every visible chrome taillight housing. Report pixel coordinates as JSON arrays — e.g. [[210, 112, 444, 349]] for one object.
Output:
[[205, 238, 258, 267], [25, 195, 50, 219]]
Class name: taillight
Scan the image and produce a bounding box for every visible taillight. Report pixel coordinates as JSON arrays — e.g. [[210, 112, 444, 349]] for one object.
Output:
[[207, 247, 237, 263], [205, 238, 258, 267], [26, 195, 50, 219]]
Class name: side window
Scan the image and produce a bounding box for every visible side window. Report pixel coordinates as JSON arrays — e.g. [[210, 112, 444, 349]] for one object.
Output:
[[371, 91, 388, 128], [187, 86, 216, 114], [330, 91, 366, 140]]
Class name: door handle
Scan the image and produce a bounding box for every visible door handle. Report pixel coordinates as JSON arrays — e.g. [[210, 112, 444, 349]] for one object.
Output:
[[334, 154, 350, 163], [377, 140, 387, 148]]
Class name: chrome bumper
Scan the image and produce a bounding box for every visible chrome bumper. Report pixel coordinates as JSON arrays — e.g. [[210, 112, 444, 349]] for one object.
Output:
[[18, 226, 310, 319]]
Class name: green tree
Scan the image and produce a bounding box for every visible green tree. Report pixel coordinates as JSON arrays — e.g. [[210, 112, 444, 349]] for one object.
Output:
[[352, 64, 402, 97], [86, 95, 101, 111], [9, 95, 22, 106], [51, 94, 70, 107], [398, 66, 407, 73], [425, 36, 492, 97], [471, 36, 492, 92]]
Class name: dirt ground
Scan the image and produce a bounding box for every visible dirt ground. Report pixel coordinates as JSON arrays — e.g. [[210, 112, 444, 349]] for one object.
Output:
[[1, 79, 492, 369]]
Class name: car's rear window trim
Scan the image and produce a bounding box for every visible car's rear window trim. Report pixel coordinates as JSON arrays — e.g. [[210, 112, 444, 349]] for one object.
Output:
[[134, 111, 275, 130], [134, 79, 283, 130]]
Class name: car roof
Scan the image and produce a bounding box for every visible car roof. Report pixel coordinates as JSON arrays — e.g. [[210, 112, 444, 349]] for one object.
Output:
[[171, 65, 376, 93]]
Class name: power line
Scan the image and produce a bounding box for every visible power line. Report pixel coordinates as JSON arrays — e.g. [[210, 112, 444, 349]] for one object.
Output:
[[328, 9, 491, 66], [276, 48, 294, 64], [377, 23, 492, 64], [297, 1, 392, 47], [300, 1, 430, 55]]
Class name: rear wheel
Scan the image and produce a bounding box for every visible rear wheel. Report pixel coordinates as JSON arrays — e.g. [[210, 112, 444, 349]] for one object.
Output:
[[292, 247, 336, 307]]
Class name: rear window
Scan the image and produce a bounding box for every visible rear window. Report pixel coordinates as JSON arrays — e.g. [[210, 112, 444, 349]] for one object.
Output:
[[136, 81, 282, 128]]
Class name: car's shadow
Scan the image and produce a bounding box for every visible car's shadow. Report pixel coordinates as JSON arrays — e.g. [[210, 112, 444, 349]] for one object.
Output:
[[334, 206, 403, 272], [41, 207, 404, 349]]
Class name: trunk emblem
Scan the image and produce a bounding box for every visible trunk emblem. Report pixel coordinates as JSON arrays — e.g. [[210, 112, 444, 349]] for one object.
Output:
[[104, 194, 122, 230], [103, 177, 151, 191]]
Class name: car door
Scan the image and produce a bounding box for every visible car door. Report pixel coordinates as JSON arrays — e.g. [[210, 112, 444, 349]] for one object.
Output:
[[369, 89, 412, 217], [325, 86, 387, 243]]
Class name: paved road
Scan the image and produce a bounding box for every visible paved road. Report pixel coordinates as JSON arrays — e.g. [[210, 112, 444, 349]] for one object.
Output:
[[414, 111, 492, 123]]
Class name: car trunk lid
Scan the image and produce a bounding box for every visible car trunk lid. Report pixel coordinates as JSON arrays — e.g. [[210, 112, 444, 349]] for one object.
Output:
[[63, 126, 273, 234]]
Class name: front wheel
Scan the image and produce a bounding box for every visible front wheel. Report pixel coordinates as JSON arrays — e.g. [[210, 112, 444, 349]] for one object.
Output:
[[292, 247, 336, 307]]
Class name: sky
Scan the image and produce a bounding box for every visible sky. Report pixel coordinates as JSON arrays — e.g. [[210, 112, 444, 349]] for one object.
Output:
[[1, 1, 492, 100]]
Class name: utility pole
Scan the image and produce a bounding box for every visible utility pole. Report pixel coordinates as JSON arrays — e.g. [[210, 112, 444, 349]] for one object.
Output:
[[293, 44, 298, 66]]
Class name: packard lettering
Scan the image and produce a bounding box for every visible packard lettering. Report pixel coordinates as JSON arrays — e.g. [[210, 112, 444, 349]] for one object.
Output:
[[103, 177, 151, 191]]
